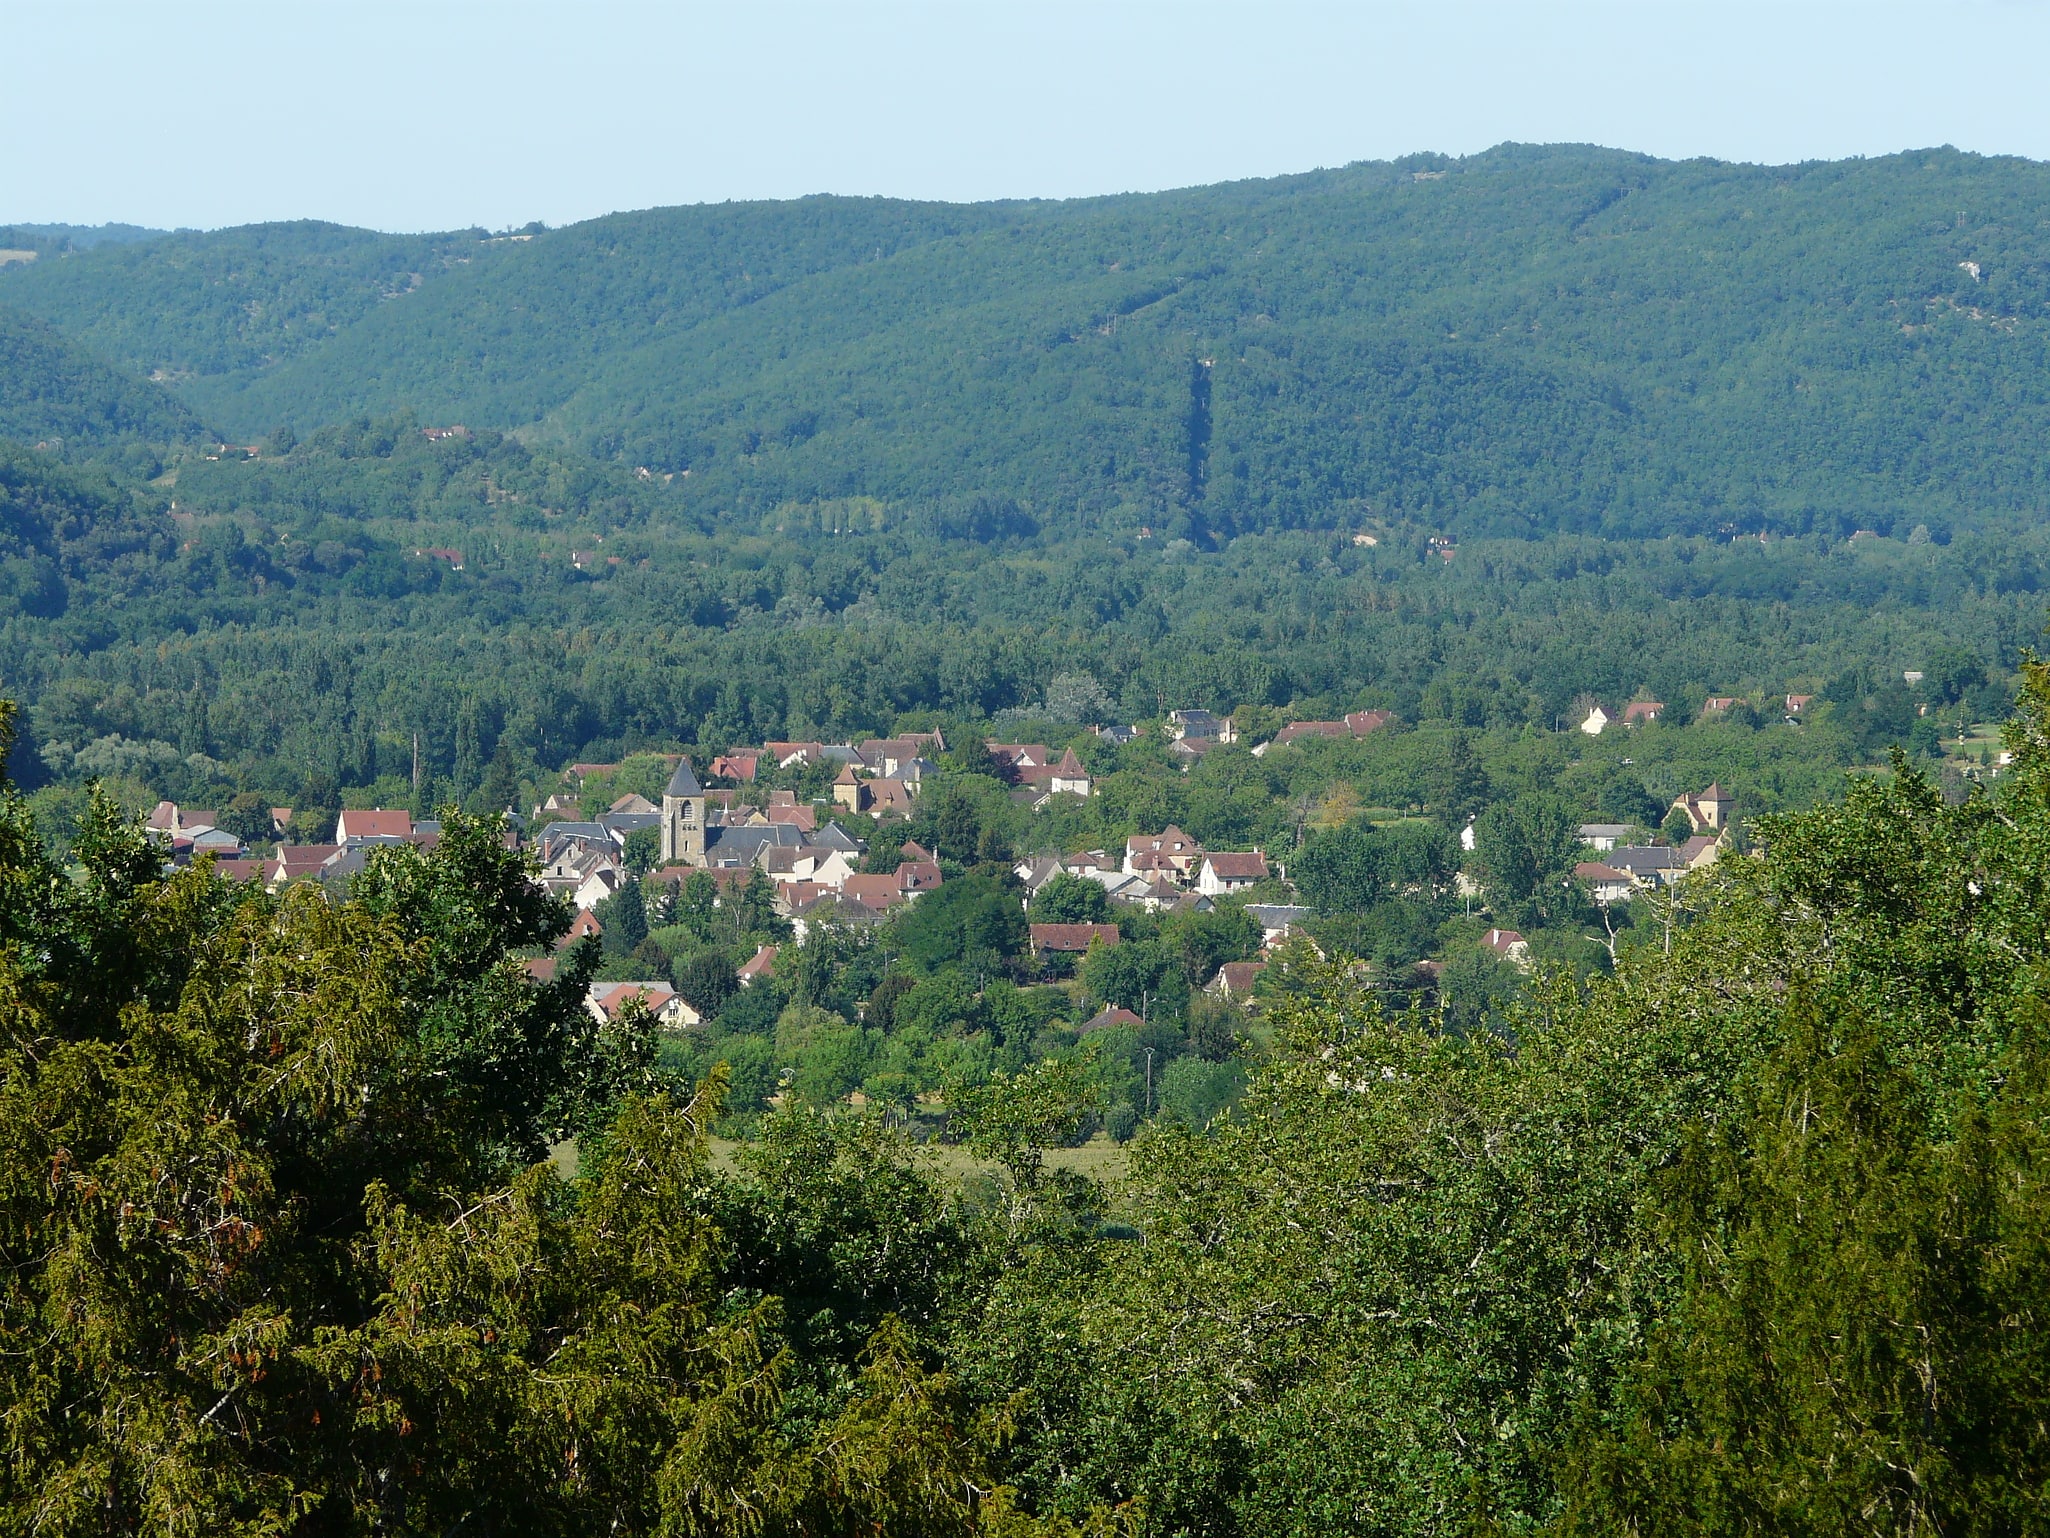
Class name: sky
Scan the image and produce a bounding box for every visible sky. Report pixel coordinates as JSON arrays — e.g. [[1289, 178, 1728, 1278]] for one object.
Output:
[[4, 0, 2048, 233]]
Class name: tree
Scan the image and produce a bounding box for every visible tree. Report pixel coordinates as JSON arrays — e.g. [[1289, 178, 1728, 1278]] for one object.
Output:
[[1032, 872, 1113, 924], [1561, 1001, 2050, 1535], [595, 877, 649, 957], [675, 947, 740, 1017], [892, 872, 1027, 969], [622, 825, 662, 875]]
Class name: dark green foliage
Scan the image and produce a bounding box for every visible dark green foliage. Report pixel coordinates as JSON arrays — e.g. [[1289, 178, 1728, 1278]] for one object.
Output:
[[674, 947, 740, 1017], [892, 870, 1029, 969], [1031, 871, 1113, 924], [1292, 818, 1457, 915], [594, 877, 648, 956], [0, 304, 205, 454]]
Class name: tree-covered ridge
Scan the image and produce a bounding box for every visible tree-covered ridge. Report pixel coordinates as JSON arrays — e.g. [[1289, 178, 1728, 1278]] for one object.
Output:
[[11, 145, 2050, 542], [0, 304, 206, 457], [0, 221, 482, 385]]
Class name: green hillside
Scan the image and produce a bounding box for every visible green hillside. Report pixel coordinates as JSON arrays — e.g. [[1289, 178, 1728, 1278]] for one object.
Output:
[[0, 304, 207, 456], [9, 145, 2050, 541]]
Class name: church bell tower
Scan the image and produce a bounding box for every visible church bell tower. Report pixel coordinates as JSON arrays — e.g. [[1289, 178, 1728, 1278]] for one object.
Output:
[[661, 757, 705, 866]]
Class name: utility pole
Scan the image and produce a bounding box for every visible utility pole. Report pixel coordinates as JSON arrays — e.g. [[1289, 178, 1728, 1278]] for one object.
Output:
[[1143, 1046, 1156, 1119], [412, 733, 421, 794]]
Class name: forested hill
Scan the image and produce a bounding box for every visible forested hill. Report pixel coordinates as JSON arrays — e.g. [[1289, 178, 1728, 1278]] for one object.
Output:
[[8, 144, 2050, 542], [0, 305, 206, 456]]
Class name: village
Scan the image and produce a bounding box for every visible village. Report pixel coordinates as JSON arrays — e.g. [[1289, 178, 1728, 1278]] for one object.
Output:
[[137, 699, 1754, 1046]]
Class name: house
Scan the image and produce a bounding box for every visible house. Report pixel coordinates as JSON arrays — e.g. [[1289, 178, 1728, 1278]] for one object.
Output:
[[1482, 928, 1531, 967], [1034, 748, 1093, 798], [832, 763, 869, 813], [189, 827, 246, 859], [1579, 706, 1611, 736], [1574, 861, 1636, 905], [1671, 783, 1736, 833], [609, 793, 657, 815], [1065, 848, 1123, 880], [573, 865, 625, 911], [337, 808, 412, 842], [1606, 845, 1683, 887], [565, 909, 604, 946], [1198, 851, 1269, 897], [148, 801, 224, 840], [763, 741, 825, 768], [866, 780, 914, 817], [1621, 701, 1665, 726], [1208, 960, 1267, 1001], [1677, 834, 1723, 872], [895, 860, 943, 898], [1168, 736, 1215, 770], [209, 857, 266, 884], [901, 839, 935, 863], [1029, 923, 1120, 955], [269, 807, 293, 835], [1344, 710, 1394, 737], [859, 735, 944, 776], [1786, 694, 1814, 715], [266, 844, 341, 888], [1702, 696, 1742, 715], [564, 763, 620, 788], [986, 742, 1050, 777], [708, 753, 759, 782], [1168, 708, 1235, 743], [811, 822, 866, 857], [765, 801, 817, 834], [1079, 1006, 1145, 1035], [1014, 855, 1063, 899], [1577, 823, 1633, 852], [1269, 720, 1348, 750], [1126, 827, 1205, 880], [1094, 723, 1141, 746], [738, 945, 779, 986], [586, 982, 700, 1030], [1244, 903, 1313, 947], [839, 873, 910, 912]]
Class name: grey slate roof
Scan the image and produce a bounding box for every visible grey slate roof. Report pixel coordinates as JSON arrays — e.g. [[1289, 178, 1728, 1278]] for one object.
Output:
[[665, 757, 703, 797], [810, 822, 865, 854], [701, 823, 805, 866]]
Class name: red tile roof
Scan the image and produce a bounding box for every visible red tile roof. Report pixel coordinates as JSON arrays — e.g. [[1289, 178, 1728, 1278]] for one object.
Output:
[[1029, 922, 1120, 953], [840, 874, 908, 909], [336, 809, 412, 841], [1274, 720, 1347, 747]]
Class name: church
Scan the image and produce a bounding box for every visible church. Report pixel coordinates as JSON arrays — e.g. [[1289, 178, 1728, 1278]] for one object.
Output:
[[660, 757, 706, 865], [659, 756, 808, 869]]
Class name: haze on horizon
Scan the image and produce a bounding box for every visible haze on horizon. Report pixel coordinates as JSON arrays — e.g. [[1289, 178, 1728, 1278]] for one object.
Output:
[[6, 0, 2050, 235]]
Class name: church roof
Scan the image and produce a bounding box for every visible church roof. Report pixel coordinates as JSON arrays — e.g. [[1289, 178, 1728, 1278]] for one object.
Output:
[[665, 757, 703, 797]]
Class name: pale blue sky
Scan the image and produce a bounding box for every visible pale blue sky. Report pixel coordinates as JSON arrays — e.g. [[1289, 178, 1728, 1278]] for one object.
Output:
[[4, 1, 2047, 232]]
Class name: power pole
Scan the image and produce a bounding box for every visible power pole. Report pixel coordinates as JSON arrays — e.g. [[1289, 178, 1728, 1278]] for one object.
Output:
[[412, 733, 421, 794]]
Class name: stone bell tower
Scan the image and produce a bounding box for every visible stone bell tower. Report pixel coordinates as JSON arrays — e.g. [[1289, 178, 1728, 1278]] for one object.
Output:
[[660, 756, 705, 866]]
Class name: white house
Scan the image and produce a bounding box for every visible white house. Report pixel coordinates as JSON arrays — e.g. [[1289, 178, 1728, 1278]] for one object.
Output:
[[572, 863, 625, 911], [1579, 706, 1611, 736], [586, 982, 701, 1030], [1197, 850, 1269, 897]]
